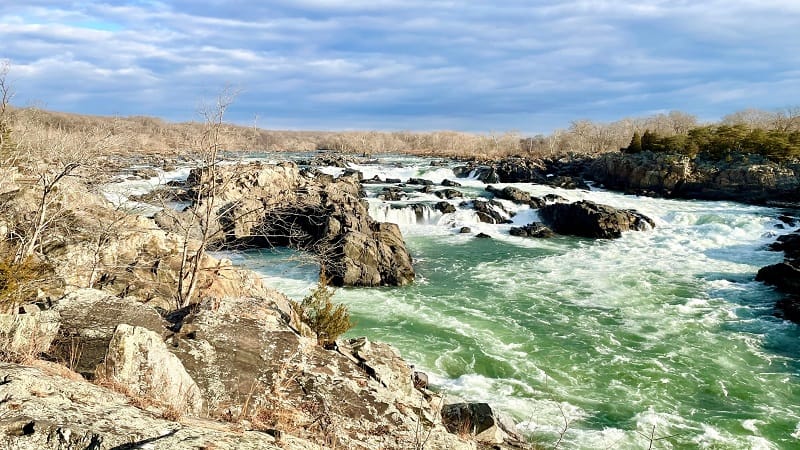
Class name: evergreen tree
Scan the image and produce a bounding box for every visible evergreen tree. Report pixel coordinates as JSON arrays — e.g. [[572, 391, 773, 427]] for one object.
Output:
[[641, 130, 656, 152], [625, 131, 642, 153]]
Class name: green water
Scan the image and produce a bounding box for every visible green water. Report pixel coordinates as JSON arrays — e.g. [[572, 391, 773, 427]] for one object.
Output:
[[226, 156, 800, 449]]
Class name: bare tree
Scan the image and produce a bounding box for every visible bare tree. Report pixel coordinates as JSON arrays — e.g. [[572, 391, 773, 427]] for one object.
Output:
[[174, 88, 239, 308]]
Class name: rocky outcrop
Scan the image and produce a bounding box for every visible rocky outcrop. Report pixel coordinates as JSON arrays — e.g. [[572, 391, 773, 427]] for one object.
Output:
[[96, 324, 203, 415], [590, 152, 800, 205], [471, 199, 513, 224], [758, 227, 800, 322], [442, 402, 524, 446], [0, 362, 290, 450], [156, 162, 415, 287], [539, 200, 655, 239], [51, 289, 167, 378], [454, 157, 591, 189], [509, 223, 555, 238], [0, 306, 59, 360]]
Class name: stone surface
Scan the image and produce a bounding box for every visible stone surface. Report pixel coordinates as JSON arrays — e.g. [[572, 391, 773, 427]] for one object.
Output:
[[0, 308, 59, 359], [51, 288, 166, 378], [96, 324, 203, 415], [539, 200, 655, 239], [0, 362, 293, 450], [509, 222, 555, 238], [162, 162, 415, 287], [590, 151, 800, 205], [442, 402, 524, 445]]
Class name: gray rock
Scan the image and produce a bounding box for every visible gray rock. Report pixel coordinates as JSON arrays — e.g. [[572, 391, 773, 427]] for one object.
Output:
[[539, 200, 655, 239], [51, 289, 166, 378], [509, 222, 555, 238], [0, 309, 59, 359], [442, 402, 524, 445], [96, 324, 203, 415]]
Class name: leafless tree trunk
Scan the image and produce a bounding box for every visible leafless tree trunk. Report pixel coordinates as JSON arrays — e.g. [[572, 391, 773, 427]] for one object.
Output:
[[176, 88, 238, 308]]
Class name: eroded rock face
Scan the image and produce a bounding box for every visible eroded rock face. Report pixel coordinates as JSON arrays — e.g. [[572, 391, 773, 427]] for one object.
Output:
[[159, 162, 415, 287], [539, 200, 655, 239], [0, 307, 59, 359], [758, 228, 800, 322], [509, 222, 555, 238], [168, 296, 474, 450], [590, 152, 800, 205], [51, 289, 166, 378], [0, 362, 288, 450], [96, 324, 203, 415], [442, 402, 524, 446]]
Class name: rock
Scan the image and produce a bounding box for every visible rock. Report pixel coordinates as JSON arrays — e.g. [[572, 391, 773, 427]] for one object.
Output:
[[441, 179, 462, 187], [776, 297, 800, 322], [442, 402, 524, 445], [472, 199, 511, 224], [589, 151, 800, 205], [509, 222, 555, 238], [0, 362, 288, 450], [756, 262, 800, 295], [0, 308, 59, 359], [51, 289, 166, 378], [769, 232, 800, 260], [362, 175, 384, 184], [413, 371, 429, 389], [165, 162, 415, 287], [339, 337, 414, 398], [407, 177, 434, 186], [486, 185, 531, 204], [96, 324, 203, 415], [539, 200, 655, 239], [459, 227, 472, 234], [385, 178, 402, 184], [435, 188, 464, 199], [378, 187, 407, 201], [475, 233, 491, 239], [436, 201, 457, 214]]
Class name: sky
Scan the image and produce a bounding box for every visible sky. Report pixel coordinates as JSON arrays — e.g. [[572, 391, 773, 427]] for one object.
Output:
[[1, 1, 799, 134]]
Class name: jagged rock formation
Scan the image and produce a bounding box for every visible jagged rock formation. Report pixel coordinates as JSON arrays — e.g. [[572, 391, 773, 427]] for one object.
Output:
[[589, 151, 800, 206], [539, 200, 655, 239], [509, 223, 555, 238], [454, 157, 590, 189], [757, 228, 800, 322], [0, 362, 291, 450], [155, 162, 415, 287]]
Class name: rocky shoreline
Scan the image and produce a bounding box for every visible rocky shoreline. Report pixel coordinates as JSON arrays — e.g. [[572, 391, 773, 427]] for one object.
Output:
[[0, 159, 528, 449]]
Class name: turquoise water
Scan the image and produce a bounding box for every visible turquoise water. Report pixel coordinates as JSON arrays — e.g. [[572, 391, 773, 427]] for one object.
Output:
[[228, 155, 800, 449]]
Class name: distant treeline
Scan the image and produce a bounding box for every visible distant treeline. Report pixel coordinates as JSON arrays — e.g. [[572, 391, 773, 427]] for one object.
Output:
[[5, 105, 800, 160], [623, 124, 800, 162]]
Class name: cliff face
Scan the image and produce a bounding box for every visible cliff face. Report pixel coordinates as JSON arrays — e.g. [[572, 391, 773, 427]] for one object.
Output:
[[589, 152, 800, 205]]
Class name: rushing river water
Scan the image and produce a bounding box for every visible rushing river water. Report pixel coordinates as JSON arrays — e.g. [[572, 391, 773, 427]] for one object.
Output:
[[119, 154, 800, 448]]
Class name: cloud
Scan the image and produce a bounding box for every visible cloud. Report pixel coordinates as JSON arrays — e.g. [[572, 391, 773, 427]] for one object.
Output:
[[1, 1, 799, 132]]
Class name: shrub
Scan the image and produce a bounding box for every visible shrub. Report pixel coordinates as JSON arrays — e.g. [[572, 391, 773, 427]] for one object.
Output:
[[291, 274, 353, 347], [0, 246, 50, 312]]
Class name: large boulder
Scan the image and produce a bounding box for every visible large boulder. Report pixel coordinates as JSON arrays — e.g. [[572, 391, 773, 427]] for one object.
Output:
[[442, 402, 524, 446], [756, 262, 800, 295], [539, 200, 655, 239], [0, 362, 290, 450], [0, 306, 59, 360], [509, 222, 555, 238], [96, 324, 203, 415], [51, 289, 166, 378]]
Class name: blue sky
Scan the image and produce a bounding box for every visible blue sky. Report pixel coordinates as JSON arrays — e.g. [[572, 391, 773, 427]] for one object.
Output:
[[2, 1, 799, 133]]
